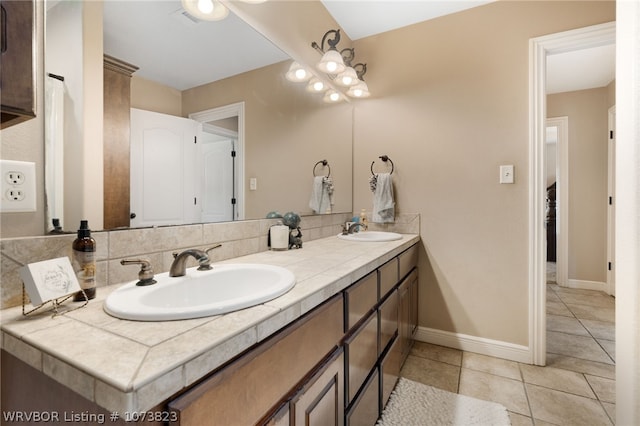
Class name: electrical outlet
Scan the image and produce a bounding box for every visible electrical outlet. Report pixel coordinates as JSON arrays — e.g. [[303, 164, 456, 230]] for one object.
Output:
[[1, 160, 36, 212]]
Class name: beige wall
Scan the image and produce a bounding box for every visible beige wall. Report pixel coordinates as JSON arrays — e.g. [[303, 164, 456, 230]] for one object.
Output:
[[548, 86, 612, 284], [181, 62, 353, 219], [131, 76, 182, 117], [0, 0, 615, 348], [351, 1, 614, 345]]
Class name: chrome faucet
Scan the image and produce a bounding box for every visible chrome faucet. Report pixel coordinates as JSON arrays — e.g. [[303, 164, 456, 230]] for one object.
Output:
[[341, 222, 368, 235], [169, 245, 222, 277]]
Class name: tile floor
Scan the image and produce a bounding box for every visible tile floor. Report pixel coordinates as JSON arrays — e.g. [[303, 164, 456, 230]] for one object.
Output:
[[400, 263, 616, 425]]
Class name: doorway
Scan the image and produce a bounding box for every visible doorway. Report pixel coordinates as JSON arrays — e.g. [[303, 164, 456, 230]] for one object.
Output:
[[529, 22, 615, 366], [190, 102, 245, 221]]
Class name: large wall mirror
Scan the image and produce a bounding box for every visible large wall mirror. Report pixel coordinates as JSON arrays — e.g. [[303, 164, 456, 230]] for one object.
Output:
[[43, 0, 353, 235]]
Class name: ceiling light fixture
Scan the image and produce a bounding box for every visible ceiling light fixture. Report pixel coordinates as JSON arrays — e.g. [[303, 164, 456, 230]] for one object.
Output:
[[181, 0, 229, 21], [181, 0, 267, 22]]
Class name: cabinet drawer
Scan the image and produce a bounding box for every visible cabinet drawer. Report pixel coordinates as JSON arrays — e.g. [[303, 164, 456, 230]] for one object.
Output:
[[345, 311, 378, 403], [345, 369, 380, 426], [290, 349, 344, 426], [398, 244, 418, 280], [380, 337, 401, 410], [169, 294, 343, 426], [344, 271, 377, 331], [378, 258, 398, 299], [378, 291, 398, 356]]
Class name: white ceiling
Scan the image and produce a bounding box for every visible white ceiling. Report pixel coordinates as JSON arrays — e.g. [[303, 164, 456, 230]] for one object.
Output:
[[102, 1, 614, 94]]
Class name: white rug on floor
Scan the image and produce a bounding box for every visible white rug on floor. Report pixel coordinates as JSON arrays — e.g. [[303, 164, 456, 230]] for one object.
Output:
[[377, 378, 511, 426]]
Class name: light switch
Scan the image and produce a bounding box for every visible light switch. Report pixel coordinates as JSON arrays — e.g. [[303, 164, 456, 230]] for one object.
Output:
[[500, 165, 514, 184], [249, 177, 257, 191]]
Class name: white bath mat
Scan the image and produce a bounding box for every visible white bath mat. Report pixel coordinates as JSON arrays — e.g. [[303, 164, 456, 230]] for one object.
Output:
[[377, 378, 511, 426]]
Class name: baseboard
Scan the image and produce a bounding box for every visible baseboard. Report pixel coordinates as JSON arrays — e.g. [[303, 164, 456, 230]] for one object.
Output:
[[414, 327, 532, 364], [565, 279, 607, 293]]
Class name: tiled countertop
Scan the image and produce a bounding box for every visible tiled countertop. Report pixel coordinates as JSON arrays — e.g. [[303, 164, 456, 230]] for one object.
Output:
[[0, 234, 419, 414]]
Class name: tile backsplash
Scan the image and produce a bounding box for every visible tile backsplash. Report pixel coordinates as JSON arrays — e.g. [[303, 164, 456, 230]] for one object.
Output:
[[0, 212, 419, 310]]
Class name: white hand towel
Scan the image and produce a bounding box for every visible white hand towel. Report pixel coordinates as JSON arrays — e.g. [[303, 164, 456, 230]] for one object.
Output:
[[309, 176, 333, 214], [372, 173, 395, 223]]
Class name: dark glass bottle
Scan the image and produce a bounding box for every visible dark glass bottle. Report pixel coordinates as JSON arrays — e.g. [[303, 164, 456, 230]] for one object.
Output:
[[72, 220, 96, 301]]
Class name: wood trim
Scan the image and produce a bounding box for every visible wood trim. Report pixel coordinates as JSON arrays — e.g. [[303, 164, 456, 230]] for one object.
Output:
[[103, 54, 139, 76]]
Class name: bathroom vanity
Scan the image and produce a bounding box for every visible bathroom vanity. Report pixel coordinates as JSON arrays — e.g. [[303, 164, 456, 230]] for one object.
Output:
[[1, 234, 419, 425]]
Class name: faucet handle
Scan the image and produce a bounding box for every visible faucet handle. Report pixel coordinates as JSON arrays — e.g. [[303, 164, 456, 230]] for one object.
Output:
[[120, 258, 157, 286], [205, 244, 222, 255], [196, 245, 222, 271]]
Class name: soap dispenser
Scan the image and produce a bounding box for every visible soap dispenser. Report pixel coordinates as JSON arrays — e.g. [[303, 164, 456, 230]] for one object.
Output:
[[72, 220, 97, 301]]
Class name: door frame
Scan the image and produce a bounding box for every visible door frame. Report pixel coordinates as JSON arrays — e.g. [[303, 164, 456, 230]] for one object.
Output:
[[190, 102, 245, 221], [529, 21, 615, 366], [546, 116, 569, 288]]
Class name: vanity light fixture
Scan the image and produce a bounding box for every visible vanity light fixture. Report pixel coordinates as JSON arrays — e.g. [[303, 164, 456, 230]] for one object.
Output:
[[312, 30, 346, 74], [323, 90, 342, 103], [346, 63, 370, 98], [285, 62, 312, 82], [347, 80, 370, 98], [306, 77, 326, 93]]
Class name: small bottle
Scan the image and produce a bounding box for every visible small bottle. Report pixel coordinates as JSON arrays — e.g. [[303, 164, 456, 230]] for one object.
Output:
[[360, 209, 368, 229], [72, 220, 97, 301]]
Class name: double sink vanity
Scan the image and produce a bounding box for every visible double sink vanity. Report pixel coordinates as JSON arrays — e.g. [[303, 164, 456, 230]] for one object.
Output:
[[1, 231, 419, 425]]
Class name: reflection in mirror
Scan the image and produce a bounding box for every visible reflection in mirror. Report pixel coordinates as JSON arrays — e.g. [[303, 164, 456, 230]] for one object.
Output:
[[41, 0, 353, 236]]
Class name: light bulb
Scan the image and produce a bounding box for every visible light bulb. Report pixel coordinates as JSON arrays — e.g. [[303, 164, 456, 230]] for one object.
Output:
[[347, 80, 370, 98], [307, 78, 325, 92], [326, 62, 338, 73], [197, 0, 213, 13], [285, 62, 312, 82], [323, 90, 342, 103]]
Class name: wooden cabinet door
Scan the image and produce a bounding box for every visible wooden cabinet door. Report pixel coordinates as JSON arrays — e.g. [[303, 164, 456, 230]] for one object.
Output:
[[0, 0, 35, 128], [380, 337, 401, 410], [290, 349, 344, 426], [379, 290, 398, 356], [345, 312, 378, 404], [345, 370, 380, 426]]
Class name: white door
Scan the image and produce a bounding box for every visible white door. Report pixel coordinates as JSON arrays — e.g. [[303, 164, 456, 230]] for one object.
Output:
[[130, 108, 198, 227], [200, 132, 235, 223]]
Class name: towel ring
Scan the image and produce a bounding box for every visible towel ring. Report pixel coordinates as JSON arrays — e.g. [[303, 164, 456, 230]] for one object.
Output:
[[370, 155, 394, 175], [313, 160, 331, 178]]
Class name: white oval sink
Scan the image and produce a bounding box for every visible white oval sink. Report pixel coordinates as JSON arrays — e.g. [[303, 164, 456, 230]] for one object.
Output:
[[337, 231, 403, 242], [104, 264, 295, 321]]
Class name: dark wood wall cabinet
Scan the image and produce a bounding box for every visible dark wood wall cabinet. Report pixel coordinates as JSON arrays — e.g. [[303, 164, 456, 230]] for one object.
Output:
[[103, 55, 138, 229], [0, 0, 36, 129]]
